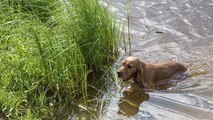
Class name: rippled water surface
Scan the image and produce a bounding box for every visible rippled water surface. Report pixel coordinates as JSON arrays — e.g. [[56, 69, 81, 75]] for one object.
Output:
[[99, 0, 213, 119]]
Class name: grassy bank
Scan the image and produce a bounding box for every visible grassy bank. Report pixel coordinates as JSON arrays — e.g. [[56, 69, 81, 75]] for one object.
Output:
[[0, 0, 121, 119]]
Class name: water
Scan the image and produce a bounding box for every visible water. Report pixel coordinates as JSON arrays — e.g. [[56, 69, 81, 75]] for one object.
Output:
[[98, 0, 213, 119]]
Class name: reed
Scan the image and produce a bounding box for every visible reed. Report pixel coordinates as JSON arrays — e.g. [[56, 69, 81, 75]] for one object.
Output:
[[0, 0, 121, 119], [127, 0, 132, 55]]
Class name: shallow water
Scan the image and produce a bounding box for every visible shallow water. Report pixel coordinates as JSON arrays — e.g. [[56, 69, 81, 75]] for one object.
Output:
[[99, 0, 213, 119]]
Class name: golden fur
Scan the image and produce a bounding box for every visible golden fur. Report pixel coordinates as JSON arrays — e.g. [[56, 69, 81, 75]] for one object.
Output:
[[117, 57, 187, 89]]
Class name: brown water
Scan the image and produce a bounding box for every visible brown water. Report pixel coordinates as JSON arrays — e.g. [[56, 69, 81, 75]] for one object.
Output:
[[98, 0, 213, 119]]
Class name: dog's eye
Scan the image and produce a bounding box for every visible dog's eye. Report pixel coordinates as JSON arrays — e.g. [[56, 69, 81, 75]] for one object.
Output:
[[127, 64, 133, 68]]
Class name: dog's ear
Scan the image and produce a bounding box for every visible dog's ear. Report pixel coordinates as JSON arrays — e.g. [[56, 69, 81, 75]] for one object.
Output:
[[135, 60, 146, 88]]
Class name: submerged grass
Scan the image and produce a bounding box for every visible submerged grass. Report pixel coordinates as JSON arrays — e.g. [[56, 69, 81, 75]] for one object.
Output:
[[0, 0, 121, 119]]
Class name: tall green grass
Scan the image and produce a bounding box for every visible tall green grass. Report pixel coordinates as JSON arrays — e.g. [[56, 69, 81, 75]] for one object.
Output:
[[70, 0, 120, 70], [0, 0, 121, 119]]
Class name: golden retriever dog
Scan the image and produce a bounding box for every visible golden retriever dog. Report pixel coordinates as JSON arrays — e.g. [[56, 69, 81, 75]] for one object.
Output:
[[117, 57, 187, 89]]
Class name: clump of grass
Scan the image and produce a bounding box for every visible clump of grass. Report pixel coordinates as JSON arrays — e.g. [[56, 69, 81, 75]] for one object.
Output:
[[0, 0, 121, 119], [70, 0, 120, 70]]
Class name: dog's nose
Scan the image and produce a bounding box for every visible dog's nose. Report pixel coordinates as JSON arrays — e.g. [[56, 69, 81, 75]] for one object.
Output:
[[117, 70, 122, 77]]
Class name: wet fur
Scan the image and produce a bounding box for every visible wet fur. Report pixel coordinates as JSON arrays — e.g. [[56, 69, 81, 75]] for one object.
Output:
[[117, 57, 187, 89]]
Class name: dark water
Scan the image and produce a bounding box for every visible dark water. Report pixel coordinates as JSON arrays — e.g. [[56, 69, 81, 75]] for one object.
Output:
[[98, 0, 213, 119]]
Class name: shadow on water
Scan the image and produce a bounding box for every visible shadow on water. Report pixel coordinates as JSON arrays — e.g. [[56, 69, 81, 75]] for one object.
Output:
[[39, 70, 111, 119], [117, 90, 149, 117]]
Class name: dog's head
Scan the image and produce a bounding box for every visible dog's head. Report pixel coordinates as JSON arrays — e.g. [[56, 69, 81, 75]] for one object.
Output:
[[117, 57, 144, 82]]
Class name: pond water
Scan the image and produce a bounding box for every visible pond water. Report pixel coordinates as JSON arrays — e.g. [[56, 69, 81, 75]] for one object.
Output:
[[98, 0, 213, 119]]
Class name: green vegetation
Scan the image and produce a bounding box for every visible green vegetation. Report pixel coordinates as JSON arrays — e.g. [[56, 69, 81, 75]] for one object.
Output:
[[0, 0, 121, 119]]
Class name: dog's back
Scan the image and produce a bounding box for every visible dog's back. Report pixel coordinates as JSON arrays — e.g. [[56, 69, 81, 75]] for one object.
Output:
[[145, 61, 187, 83]]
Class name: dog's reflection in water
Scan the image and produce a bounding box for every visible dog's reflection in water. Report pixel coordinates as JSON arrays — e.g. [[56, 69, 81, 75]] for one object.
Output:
[[117, 88, 150, 117]]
